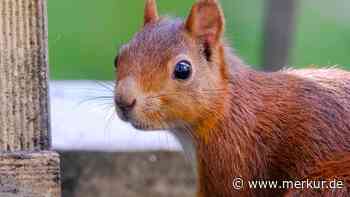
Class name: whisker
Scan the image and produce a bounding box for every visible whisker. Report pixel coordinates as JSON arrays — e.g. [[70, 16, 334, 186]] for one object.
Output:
[[77, 96, 114, 107], [93, 80, 115, 93]]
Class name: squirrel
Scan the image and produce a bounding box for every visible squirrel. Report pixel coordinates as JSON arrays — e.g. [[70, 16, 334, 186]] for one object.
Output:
[[114, 0, 350, 196]]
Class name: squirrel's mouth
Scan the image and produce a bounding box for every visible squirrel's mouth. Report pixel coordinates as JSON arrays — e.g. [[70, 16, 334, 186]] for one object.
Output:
[[130, 116, 169, 131], [131, 122, 154, 131], [116, 111, 162, 131], [115, 104, 168, 131], [129, 120, 166, 131]]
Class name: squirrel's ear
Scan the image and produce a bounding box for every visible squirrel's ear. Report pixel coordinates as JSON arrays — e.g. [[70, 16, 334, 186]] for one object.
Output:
[[185, 0, 225, 46], [144, 0, 159, 25]]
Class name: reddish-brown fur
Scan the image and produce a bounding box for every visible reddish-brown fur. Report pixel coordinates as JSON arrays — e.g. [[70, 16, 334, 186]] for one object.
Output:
[[114, 0, 350, 196], [285, 154, 350, 196]]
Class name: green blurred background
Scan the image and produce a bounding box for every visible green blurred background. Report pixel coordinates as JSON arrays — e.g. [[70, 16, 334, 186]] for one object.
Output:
[[47, 0, 350, 80]]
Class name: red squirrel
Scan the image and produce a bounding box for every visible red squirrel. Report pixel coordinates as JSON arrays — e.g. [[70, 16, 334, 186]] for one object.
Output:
[[114, 0, 350, 196]]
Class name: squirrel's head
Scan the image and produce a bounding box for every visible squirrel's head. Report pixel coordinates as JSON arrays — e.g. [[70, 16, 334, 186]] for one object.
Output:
[[115, 0, 231, 133]]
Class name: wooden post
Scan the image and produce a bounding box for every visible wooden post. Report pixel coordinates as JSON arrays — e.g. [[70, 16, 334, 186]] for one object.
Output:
[[261, 0, 298, 71], [0, 0, 61, 196]]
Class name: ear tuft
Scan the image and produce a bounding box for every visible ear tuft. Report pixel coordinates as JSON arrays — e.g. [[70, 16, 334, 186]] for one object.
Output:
[[185, 0, 225, 46], [144, 0, 159, 26]]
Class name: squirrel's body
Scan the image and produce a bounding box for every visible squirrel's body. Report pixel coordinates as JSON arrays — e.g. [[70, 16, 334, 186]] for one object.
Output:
[[114, 0, 350, 196], [175, 49, 350, 196], [187, 57, 350, 196]]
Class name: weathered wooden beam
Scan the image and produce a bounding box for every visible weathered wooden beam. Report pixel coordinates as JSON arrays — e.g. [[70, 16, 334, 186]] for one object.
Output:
[[0, 0, 61, 196], [0, 151, 60, 197], [0, 0, 50, 151]]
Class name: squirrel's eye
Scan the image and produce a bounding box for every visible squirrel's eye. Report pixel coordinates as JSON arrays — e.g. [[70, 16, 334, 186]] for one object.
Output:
[[173, 60, 192, 80]]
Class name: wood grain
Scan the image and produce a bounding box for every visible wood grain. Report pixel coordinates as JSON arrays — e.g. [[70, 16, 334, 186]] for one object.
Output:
[[0, 151, 61, 197], [0, 0, 50, 151], [0, 0, 61, 196]]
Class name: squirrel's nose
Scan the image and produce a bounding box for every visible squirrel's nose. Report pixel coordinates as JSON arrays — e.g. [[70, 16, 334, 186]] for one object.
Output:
[[115, 77, 138, 118], [115, 96, 137, 115]]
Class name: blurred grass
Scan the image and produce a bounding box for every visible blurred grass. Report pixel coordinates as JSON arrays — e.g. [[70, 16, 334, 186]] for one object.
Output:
[[48, 0, 350, 80]]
